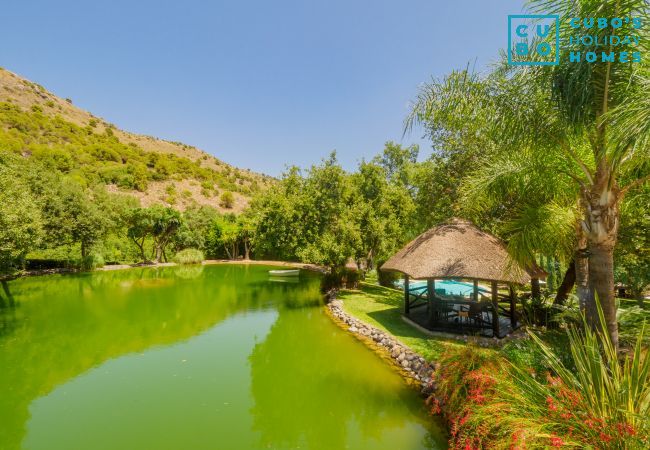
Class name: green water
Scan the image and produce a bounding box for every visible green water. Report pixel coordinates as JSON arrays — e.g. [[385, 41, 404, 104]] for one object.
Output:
[[0, 264, 446, 450]]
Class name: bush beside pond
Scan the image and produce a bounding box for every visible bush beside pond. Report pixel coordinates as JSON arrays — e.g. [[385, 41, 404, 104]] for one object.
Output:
[[173, 248, 205, 265]]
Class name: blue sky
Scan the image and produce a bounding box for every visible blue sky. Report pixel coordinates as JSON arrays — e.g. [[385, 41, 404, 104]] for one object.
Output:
[[1, 0, 526, 176]]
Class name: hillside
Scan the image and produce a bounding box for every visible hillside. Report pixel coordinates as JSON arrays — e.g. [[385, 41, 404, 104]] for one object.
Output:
[[0, 67, 272, 212]]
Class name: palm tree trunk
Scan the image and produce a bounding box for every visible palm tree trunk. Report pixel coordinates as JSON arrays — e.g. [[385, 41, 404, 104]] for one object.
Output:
[[587, 241, 618, 349], [582, 171, 620, 349], [531, 277, 541, 299], [554, 260, 575, 305]]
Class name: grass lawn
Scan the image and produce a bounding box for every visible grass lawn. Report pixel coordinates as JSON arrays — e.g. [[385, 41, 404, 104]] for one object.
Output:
[[337, 280, 466, 360]]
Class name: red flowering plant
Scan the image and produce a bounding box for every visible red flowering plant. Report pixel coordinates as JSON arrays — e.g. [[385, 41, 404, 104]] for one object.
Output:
[[427, 305, 649, 449]]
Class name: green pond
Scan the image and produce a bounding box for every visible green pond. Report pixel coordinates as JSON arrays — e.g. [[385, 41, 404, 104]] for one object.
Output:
[[0, 264, 447, 449]]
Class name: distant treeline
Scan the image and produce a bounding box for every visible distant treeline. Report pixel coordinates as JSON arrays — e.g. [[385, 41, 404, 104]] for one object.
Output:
[[1, 139, 646, 302]]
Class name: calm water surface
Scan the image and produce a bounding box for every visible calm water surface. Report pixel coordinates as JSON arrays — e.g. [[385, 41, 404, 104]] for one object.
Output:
[[0, 264, 447, 449]]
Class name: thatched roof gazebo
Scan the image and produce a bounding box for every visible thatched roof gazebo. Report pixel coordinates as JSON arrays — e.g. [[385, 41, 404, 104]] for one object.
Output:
[[381, 219, 538, 338]]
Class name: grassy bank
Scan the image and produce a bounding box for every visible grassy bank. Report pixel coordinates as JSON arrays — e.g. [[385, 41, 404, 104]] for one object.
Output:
[[338, 281, 466, 360]]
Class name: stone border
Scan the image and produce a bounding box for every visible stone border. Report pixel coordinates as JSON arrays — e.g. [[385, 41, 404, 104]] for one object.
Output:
[[326, 299, 436, 395]]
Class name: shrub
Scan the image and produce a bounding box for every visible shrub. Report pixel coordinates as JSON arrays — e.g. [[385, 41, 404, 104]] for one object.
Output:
[[80, 253, 105, 270], [173, 248, 204, 265], [220, 191, 234, 209], [377, 267, 400, 287], [429, 307, 650, 449]]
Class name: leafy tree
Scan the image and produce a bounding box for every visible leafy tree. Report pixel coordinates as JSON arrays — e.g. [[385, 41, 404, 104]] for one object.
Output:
[[150, 206, 182, 262], [0, 155, 43, 273], [41, 179, 110, 258], [173, 206, 220, 252], [251, 153, 361, 269], [411, 155, 461, 232], [207, 214, 241, 260], [352, 156, 415, 269], [237, 213, 256, 260], [294, 153, 361, 268], [251, 167, 305, 261], [127, 208, 156, 263], [407, 0, 650, 346], [373, 141, 419, 188]]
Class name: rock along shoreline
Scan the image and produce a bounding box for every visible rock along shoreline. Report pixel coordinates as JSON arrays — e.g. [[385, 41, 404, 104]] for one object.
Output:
[[326, 298, 436, 396]]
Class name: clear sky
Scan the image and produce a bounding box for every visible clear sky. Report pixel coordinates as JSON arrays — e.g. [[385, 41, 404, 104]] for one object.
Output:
[[1, 0, 526, 176]]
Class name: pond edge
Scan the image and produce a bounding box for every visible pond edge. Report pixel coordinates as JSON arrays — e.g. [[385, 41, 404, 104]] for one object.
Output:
[[325, 298, 437, 396]]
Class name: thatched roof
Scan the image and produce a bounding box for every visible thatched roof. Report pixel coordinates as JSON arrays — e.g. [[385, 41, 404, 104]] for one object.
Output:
[[381, 219, 537, 285]]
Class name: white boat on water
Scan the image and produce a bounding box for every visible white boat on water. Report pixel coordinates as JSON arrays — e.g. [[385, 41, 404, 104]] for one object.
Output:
[[268, 269, 300, 277]]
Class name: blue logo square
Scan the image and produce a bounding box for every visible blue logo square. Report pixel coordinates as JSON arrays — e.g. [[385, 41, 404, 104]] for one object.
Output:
[[508, 15, 560, 66]]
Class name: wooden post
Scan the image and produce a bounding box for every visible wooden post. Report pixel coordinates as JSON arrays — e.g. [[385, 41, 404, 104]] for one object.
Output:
[[404, 275, 410, 315], [427, 279, 435, 324], [509, 285, 517, 328], [491, 281, 500, 337], [473, 279, 479, 302]]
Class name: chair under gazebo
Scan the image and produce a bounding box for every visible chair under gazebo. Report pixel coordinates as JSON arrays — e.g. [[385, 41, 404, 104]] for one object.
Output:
[[381, 219, 542, 338]]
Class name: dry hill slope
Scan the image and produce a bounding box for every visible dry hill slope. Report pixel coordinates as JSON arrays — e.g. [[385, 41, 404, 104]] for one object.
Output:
[[0, 67, 272, 212]]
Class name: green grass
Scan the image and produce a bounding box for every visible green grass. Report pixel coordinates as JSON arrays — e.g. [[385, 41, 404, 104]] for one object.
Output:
[[337, 280, 465, 360]]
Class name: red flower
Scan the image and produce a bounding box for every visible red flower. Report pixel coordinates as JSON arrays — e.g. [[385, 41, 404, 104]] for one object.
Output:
[[546, 396, 558, 412], [549, 435, 564, 447], [615, 422, 637, 436], [599, 432, 612, 443], [430, 398, 442, 415]]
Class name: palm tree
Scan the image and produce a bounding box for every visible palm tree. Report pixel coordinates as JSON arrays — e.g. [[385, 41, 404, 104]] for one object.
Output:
[[407, 0, 649, 347]]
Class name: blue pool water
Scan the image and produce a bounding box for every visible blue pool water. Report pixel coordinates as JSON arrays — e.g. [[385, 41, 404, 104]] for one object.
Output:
[[395, 279, 489, 297]]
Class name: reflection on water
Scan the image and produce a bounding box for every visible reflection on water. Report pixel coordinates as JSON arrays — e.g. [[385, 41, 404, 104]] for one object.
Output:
[[0, 265, 446, 449]]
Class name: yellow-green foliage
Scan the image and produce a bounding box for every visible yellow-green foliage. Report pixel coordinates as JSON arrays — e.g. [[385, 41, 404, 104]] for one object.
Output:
[[220, 191, 235, 209], [0, 102, 260, 195], [173, 248, 204, 264]]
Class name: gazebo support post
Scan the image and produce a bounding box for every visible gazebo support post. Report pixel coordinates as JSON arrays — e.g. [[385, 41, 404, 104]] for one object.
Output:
[[509, 285, 517, 328], [404, 275, 410, 315], [491, 281, 500, 337], [473, 279, 479, 302], [427, 279, 435, 324]]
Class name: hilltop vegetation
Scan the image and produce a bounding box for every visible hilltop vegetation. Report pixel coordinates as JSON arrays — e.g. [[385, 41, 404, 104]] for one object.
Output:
[[0, 67, 272, 212]]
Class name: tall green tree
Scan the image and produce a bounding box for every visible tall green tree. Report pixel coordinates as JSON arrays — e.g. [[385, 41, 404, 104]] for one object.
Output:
[[353, 155, 415, 269], [173, 205, 220, 252], [207, 214, 242, 260], [407, 0, 650, 346], [251, 153, 361, 269], [127, 208, 156, 263], [0, 155, 43, 273], [150, 206, 182, 263], [41, 179, 110, 259], [295, 153, 361, 268]]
